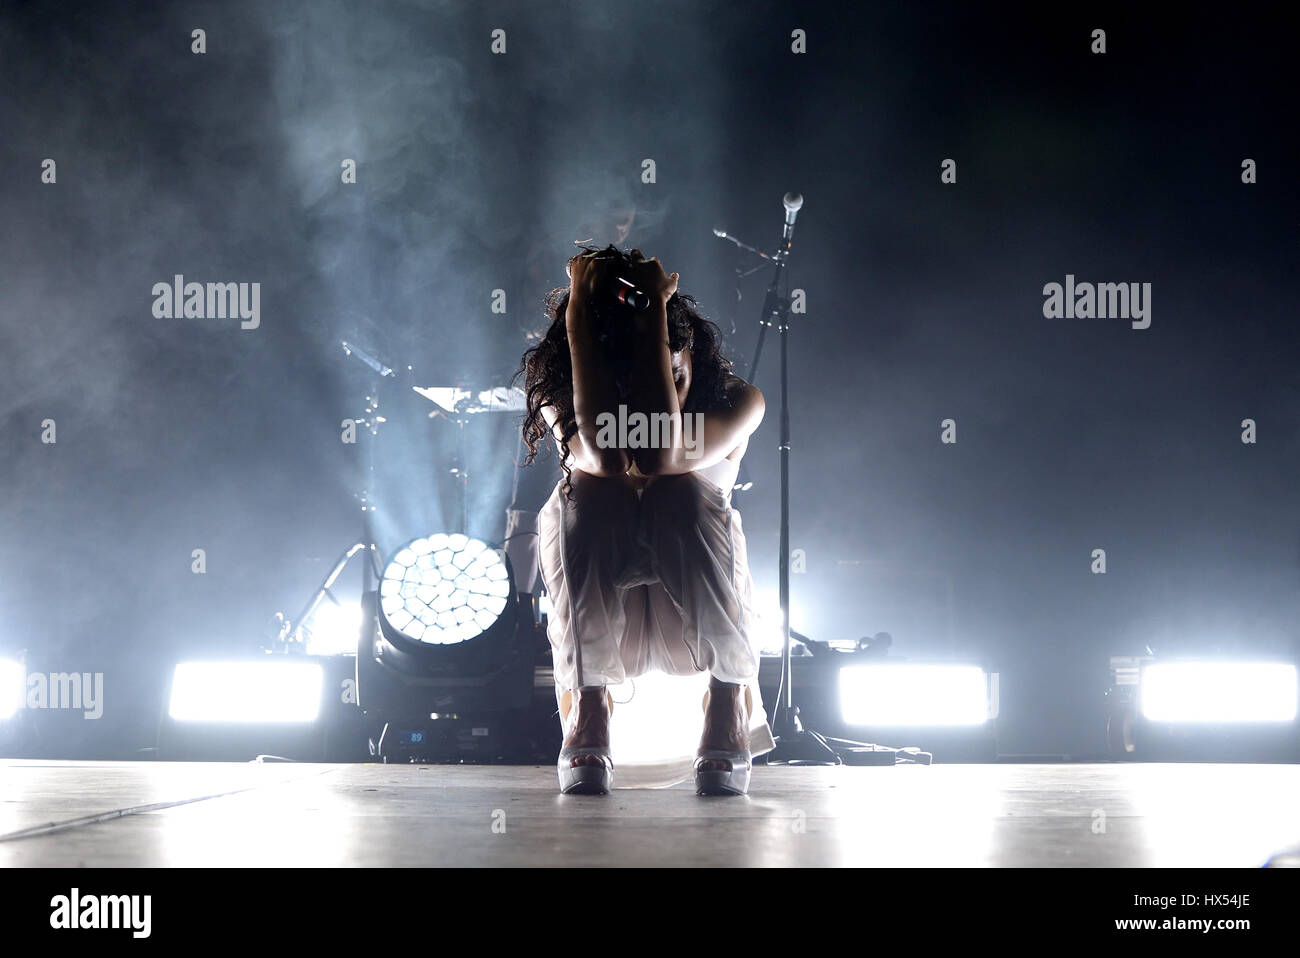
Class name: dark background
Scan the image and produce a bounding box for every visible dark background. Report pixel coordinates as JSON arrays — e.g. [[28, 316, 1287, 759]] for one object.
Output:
[[1, 1, 1295, 756]]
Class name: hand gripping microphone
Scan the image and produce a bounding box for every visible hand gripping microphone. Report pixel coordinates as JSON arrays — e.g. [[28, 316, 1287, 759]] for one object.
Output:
[[566, 253, 653, 310], [615, 279, 650, 310]]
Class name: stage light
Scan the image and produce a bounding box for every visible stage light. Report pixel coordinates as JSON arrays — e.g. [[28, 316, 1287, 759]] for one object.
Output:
[[303, 600, 363, 656], [378, 533, 511, 646], [0, 658, 23, 720], [754, 606, 785, 656], [753, 591, 809, 656], [1140, 662, 1298, 723], [168, 661, 324, 724], [839, 664, 991, 726], [357, 534, 529, 759]]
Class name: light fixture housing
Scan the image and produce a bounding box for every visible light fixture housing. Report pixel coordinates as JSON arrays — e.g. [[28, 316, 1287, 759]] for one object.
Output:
[[168, 660, 325, 724], [839, 663, 993, 727], [1140, 661, 1298, 724], [156, 656, 367, 762], [357, 533, 528, 738]]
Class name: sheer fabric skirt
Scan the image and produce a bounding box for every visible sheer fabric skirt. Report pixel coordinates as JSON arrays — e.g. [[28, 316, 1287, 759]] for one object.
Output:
[[537, 469, 775, 788]]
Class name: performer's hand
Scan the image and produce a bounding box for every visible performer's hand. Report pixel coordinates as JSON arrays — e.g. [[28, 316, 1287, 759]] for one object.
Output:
[[565, 249, 619, 321], [624, 249, 679, 307], [565, 247, 677, 326]]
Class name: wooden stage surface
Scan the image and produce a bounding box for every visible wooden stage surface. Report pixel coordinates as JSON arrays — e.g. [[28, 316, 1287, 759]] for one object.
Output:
[[2, 760, 1298, 867]]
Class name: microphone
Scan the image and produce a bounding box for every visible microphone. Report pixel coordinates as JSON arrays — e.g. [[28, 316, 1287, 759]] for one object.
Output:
[[616, 283, 651, 310], [565, 257, 652, 309], [782, 192, 803, 242]]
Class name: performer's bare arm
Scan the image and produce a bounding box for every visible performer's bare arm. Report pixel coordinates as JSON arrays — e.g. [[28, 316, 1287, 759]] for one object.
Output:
[[642, 376, 765, 474], [543, 253, 630, 476], [543, 250, 764, 476], [623, 255, 765, 474]]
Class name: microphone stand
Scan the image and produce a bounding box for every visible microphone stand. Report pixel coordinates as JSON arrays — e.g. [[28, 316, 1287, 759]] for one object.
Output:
[[720, 200, 886, 766]]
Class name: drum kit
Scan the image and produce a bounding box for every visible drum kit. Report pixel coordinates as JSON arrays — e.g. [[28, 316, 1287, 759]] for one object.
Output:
[[278, 339, 540, 653], [340, 337, 530, 530]]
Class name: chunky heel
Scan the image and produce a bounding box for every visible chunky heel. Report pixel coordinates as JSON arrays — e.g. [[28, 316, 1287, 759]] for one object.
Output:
[[556, 687, 614, 795], [694, 684, 754, 796], [557, 748, 614, 794], [693, 749, 751, 796]]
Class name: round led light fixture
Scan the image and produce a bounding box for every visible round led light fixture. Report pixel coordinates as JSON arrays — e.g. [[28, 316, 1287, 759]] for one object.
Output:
[[378, 533, 512, 646]]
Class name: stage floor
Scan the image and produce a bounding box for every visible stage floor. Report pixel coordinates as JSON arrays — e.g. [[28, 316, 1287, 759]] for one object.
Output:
[[2, 760, 1298, 867]]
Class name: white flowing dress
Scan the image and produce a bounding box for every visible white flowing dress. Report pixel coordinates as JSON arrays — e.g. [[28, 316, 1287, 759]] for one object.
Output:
[[537, 453, 775, 788]]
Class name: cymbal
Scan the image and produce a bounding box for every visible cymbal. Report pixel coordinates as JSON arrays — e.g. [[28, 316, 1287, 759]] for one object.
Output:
[[412, 385, 526, 414]]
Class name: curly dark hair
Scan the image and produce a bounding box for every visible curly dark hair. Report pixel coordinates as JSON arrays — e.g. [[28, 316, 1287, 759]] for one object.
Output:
[[513, 245, 736, 499]]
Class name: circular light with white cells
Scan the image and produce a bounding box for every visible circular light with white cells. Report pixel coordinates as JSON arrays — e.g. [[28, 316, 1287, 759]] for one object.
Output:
[[379, 534, 511, 645]]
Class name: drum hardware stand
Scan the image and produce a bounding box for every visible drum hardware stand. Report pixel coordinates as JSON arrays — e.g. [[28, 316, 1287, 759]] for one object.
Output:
[[448, 396, 471, 536], [274, 341, 390, 653]]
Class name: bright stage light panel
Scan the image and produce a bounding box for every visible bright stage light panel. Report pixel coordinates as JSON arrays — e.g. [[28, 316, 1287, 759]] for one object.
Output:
[[839, 664, 990, 727], [169, 661, 323, 723], [304, 601, 363, 657], [0, 659, 24, 720], [1140, 662, 1298, 723], [380, 534, 510, 645]]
